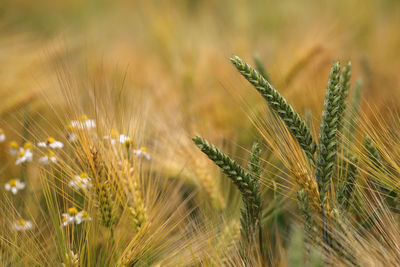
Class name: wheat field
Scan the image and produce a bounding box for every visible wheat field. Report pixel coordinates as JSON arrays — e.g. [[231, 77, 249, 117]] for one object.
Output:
[[1, 0, 400, 266]]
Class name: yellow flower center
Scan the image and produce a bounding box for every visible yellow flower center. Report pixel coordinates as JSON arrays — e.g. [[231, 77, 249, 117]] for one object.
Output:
[[24, 142, 33, 150], [80, 211, 88, 218], [10, 141, 18, 149], [124, 139, 132, 146], [19, 150, 25, 157], [68, 207, 78, 216], [140, 147, 147, 152], [48, 151, 55, 157], [17, 219, 26, 226], [80, 172, 88, 178], [47, 137, 55, 144], [80, 114, 89, 121], [110, 129, 119, 138], [9, 179, 17, 187]]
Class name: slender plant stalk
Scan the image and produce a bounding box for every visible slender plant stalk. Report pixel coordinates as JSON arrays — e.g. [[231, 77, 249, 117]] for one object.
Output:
[[231, 55, 316, 162]]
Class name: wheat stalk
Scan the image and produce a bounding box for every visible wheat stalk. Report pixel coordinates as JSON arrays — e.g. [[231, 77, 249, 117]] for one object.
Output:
[[192, 136, 261, 243], [128, 181, 147, 232], [247, 142, 262, 180], [91, 148, 118, 229], [231, 55, 316, 162], [345, 79, 363, 144], [253, 54, 271, 83], [315, 61, 341, 201], [297, 189, 316, 237], [337, 62, 352, 133], [336, 153, 358, 210]]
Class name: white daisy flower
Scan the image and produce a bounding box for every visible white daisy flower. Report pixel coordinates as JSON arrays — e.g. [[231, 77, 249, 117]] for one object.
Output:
[[39, 151, 57, 165], [5, 179, 25, 194], [119, 134, 131, 144], [62, 207, 91, 227], [0, 129, 5, 143], [37, 137, 64, 149], [134, 146, 151, 160], [104, 129, 131, 145], [15, 148, 33, 165], [9, 141, 19, 155], [67, 132, 78, 143], [69, 172, 92, 190], [70, 115, 96, 130], [13, 219, 33, 231]]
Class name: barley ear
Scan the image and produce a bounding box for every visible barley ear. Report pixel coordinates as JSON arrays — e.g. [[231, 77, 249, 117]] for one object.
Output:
[[315, 61, 341, 201], [91, 148, 119, 229], [192, 136, 262, 243], [231, 55, 316, 162]]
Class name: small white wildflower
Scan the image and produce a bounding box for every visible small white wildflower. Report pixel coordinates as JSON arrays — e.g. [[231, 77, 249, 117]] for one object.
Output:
[[70, 115, 96, 130], [13, 219, 33, 231], [37, 137, 63, 149], [104, 129, 130, 145], [5, 179, 25, 194], [0, 129, 5, 143], [119, 134, 130, 144], [62, 207, 91, 227], [68, 132, 78, 143], [15, 148, 33, 165], [9, 141, 19, 155], [69, 172, 92, 190], [39, 151, 57, 165], [134, 146, 151, 160]]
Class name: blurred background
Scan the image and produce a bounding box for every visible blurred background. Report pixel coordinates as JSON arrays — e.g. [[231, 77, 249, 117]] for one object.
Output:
[[0, 0, 399, 147]]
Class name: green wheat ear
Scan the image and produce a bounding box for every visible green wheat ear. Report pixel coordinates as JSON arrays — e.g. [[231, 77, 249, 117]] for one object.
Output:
[[337, 62, 352, 133], [345, 78, 363, 144], [192, 136, 262, 243], [315, 61, 341, 201], [336, 153, 358, 210], [247, 141, 262, 179], [297, 189, 316, 237], [253, 54, 271, 83], [364, 135, 397, 205], [231, 55, 316, 162]]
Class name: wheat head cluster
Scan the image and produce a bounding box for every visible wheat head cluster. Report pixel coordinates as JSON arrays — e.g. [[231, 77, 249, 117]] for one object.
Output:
[[1, 0, 400, 266]]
